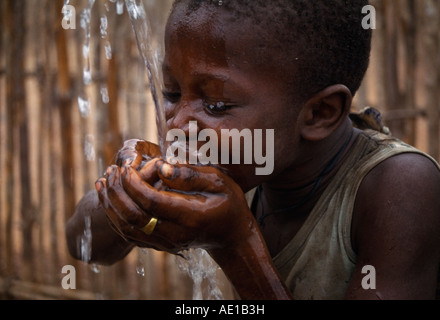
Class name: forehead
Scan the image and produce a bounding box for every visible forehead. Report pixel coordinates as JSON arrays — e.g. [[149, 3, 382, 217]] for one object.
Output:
[[167, 2, 223, 35], [165, 3, 270, 67], [163, 2, 297, 99], [165, 4, 225, 64]]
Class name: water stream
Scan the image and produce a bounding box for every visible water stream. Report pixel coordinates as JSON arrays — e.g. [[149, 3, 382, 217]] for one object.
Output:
[[176, 248, 224, 300], [125, 0, 169, 157]]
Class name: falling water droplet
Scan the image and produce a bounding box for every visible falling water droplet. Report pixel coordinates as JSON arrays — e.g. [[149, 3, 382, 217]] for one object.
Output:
[[83, 67, 92, 85], [79, 0, 95, 88], [82, 42, 89, 59], [62, 0, 72, 21], [136, 265, 145, 277], [80, 215, 92, 262], [100, 15, 108, 38], [104, 41, 112, 59], [116, 0, 124, 15], [136, 248, 150, 277], [84, 134, 96, 161], [91, 263, 101, 274], [100, 86, 109, 104], [78, 96, 90, 118]]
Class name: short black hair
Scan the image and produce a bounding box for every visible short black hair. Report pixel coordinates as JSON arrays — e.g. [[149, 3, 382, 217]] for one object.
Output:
[[171, 0, 372, 103]]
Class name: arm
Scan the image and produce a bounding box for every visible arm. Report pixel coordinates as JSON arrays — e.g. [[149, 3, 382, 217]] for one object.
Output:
[[346, 153, 440, 299], [96, 161, 292, 299], [65, 190, 134, 265]]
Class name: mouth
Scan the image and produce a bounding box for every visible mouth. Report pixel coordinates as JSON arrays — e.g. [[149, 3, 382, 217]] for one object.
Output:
[[166, 138, 201, 164]]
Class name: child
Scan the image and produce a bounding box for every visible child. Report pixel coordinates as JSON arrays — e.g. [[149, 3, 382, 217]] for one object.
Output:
[[66, 0, 440, 299]]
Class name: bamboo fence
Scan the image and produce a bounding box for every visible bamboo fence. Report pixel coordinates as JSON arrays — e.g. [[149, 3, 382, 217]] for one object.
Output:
[[0, 0, 439, 300]]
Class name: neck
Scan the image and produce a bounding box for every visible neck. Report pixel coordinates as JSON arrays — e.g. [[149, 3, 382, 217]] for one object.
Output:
[[261, 119, 359, 216]]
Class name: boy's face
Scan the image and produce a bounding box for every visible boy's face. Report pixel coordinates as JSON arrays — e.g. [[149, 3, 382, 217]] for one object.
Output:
[[162, 3, 300, 191]]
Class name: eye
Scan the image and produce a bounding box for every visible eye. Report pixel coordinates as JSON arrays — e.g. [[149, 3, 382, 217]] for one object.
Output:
[[162, 91, 181, 103], [204, 101, 229, 114]]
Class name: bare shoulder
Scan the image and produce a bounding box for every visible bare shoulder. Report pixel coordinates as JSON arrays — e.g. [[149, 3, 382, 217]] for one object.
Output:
[[353, 152, 440, 225], [347, 152, 440, 299]]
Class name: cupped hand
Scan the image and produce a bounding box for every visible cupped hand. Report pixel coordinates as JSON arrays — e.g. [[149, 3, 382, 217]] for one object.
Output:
[[95, 160, 257, 254], [96, 139, 172, 250]]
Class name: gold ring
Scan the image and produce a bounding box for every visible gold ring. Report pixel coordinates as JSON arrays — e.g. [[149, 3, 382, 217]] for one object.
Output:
[[140, 217, 158, 235]]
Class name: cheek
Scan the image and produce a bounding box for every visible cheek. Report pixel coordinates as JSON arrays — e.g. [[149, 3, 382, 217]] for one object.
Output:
[[189, 127, 270, 190], [268, 113, 300, 174], [214, 129, 280, 191], [220, 164, 257, 192]]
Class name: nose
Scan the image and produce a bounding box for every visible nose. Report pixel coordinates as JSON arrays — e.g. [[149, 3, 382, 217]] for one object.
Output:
[[166, 100, 199, 136]]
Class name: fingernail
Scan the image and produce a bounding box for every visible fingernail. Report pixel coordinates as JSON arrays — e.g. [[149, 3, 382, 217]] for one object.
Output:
[[160, 162, 174, 179]]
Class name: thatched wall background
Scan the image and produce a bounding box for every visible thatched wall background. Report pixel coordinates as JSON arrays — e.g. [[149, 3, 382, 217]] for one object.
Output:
[[0, 0, 439, 299]]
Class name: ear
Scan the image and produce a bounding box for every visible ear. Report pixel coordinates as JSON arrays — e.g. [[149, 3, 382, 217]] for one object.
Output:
[[299, 84, 352, 141]]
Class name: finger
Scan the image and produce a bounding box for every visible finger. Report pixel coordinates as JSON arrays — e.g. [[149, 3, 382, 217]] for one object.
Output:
[[132, 218, 196, 253], [135, 139, 162, 159], [121, 166, 218, 224], [116, 139, 142, 167], [95, 177, 129, 240], [137, 158, 161, 183], [122, 139, 140, 150], [124, 219, 181, 253], [116, 140, 162, 168], [96, 174, 176, 249], [157, 161, 231, 194], [131, 140, 162, 169], [105, 165, 150, 227], [128, 140, 161, 169]]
